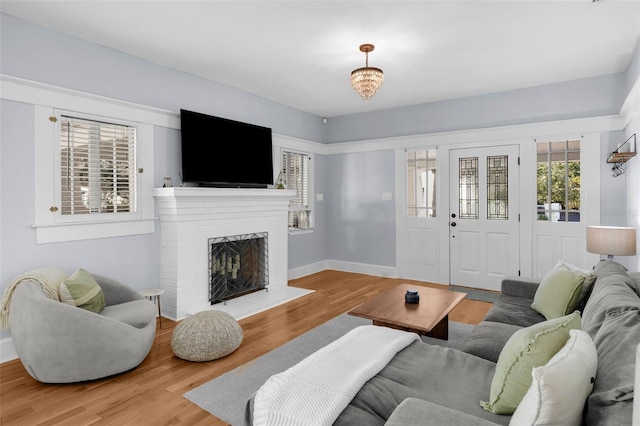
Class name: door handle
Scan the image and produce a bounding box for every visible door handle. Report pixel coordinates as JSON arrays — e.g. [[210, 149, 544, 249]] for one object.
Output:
[[451, 222, 457, 227]]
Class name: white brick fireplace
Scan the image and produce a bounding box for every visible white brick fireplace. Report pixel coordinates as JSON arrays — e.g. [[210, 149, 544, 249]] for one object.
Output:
[[153, 187, 312, 320]]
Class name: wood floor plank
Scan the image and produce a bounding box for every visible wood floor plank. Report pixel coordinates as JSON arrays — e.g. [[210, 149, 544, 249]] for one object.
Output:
[[0, 271, 492, 425]]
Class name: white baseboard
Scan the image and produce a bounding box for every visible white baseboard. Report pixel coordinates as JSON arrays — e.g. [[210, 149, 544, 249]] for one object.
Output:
[[0, 337, 18, 364], [288, 260, 397, 281], [288, 260, 330, 280], [324, 260, 397, 279]]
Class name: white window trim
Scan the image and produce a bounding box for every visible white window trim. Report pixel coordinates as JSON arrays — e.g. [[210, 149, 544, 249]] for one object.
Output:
[[276, 147, 314, 234], [34, 105, 155, 243]]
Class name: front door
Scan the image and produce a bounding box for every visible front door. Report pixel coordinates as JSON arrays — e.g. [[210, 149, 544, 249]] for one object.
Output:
[[449, 146, 520, 291]]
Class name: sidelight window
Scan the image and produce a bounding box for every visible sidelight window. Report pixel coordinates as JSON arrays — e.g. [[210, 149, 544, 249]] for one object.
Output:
[[536, 140, 581, 222], [407, 149, 437, 218]]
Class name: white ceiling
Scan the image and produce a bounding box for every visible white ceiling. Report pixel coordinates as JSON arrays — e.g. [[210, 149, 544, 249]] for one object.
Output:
[[2, 1, 640, 118]]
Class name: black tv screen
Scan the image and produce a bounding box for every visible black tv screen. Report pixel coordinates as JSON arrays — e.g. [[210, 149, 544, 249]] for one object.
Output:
[[180, 109, 274, 188]]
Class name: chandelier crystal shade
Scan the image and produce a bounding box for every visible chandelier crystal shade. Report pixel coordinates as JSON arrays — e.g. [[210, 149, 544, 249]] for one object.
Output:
[[351, 44, 384, 100]]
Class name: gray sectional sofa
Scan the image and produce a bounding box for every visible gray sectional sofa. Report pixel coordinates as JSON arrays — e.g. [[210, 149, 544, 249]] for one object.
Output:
[[460, 260, 640, 425], [247, 260, 640, 425]]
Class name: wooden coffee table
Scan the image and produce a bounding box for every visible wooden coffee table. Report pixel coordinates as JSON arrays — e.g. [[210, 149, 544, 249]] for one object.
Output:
[[348, 283, 467, 340]]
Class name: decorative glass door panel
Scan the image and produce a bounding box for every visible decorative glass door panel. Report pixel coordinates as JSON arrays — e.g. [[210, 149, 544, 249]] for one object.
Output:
[[459, 157, 479, 219], [487, 155, 509, 220]]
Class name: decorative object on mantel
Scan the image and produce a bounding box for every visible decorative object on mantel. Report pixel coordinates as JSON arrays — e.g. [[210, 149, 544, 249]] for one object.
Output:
[[162, 177, 173, 188], [607, 133, 636, 177], [275, 172, 285, 189], [350, 43, 384, 100], [586, 225, 637, 260]]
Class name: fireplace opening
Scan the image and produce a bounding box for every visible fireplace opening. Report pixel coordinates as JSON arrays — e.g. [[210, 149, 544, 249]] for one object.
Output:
[[208, 232, 269, 304]]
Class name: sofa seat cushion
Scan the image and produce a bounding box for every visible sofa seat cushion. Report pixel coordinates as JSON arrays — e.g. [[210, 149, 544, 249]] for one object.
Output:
[[334, 341, 510, 426], [385, 398, 502, 426], [101, 299, 157, 328], [484, 295, 545, 328], [462, 321, 522, 363]]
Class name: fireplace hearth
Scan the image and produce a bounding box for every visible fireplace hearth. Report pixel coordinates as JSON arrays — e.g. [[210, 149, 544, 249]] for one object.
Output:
[[209, 232, 268, 304]]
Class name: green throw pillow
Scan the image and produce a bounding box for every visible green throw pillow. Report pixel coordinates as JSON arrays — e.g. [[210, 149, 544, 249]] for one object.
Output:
[[531, 262, 586, 320], [480, 311, 581, 415], [59, 268, 105, 313]]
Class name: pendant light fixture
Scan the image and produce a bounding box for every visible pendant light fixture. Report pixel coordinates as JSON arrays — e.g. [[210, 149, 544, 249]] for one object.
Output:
[[350, 43, 384, 100]]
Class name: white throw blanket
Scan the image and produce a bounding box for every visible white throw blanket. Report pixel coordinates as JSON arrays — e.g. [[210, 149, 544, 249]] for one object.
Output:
[[0, 267, 69, 330], [252, 325, 420, 426]]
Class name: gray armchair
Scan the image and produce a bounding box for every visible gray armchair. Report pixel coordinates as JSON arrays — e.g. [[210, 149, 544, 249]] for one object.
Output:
[[9, 273, 157, 383]]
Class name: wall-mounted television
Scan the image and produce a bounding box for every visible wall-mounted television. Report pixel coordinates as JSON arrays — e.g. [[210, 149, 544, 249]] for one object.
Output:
[[180, 109, 274, 188]]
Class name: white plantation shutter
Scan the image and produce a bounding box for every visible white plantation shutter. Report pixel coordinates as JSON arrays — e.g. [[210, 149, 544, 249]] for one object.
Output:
[[282, 150, 311, 229], [60, 116, 137, 216]]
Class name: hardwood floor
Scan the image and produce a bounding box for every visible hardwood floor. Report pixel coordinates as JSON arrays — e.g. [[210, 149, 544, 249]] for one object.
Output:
[[0, 271, 493, 425]]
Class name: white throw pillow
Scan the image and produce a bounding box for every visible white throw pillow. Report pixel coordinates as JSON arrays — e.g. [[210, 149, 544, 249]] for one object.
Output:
[[509, 329, 597, 426]]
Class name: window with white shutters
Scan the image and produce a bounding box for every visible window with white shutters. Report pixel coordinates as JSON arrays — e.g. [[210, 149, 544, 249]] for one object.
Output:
[[60, 116, 137, 216], [34, 102, 154, 244], [281, 150, 312, 230]]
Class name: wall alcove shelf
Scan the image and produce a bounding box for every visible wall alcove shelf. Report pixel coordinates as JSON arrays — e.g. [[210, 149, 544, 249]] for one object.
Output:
[[607, 133, 637, 164]]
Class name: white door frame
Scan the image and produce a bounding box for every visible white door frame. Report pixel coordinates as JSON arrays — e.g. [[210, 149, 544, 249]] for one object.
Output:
[[397, 137, 536, 285], [440, 138, 534, 280], [396, 128, 601, 286]]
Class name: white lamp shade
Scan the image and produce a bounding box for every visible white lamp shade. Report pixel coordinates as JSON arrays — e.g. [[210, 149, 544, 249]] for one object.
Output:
[[586, 226, 637, 257]]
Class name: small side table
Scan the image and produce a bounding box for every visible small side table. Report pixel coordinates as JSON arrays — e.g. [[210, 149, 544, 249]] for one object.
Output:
[[140, 288, 165, 328]]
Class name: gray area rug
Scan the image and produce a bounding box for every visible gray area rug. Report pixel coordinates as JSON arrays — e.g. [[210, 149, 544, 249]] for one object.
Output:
[[450, 286, 500, 303], [184, 313, 474, 425]]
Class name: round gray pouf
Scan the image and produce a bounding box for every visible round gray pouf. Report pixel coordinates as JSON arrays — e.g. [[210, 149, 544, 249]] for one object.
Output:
[[171, 310, 243, 362]]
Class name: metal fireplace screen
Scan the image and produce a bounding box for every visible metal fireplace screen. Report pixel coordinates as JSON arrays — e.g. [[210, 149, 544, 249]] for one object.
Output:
[[208, 232, 269, 304]]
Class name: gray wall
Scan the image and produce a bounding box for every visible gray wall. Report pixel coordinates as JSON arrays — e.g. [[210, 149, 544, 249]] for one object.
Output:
[[622, 39, 640, 270], [0, 13, 328, 342], [625, 39, 640, 97], [1, 10, 638, 327], [625, 113, 640, 271], [0, 99, 162, 280], [600, 130, 629, 227], [326, 150, 396, 267], [325, 74, 625, 143], [0, 13, 324, 142], [0, 99, 163, 289], [288, 154, 328, 269]]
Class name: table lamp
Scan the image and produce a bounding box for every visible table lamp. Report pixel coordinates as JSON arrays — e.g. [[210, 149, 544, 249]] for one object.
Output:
[[586, 226, 637, 260]]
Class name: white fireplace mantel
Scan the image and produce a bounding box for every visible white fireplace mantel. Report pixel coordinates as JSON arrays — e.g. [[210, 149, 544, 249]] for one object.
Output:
[[153, 187, 302, 320]]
